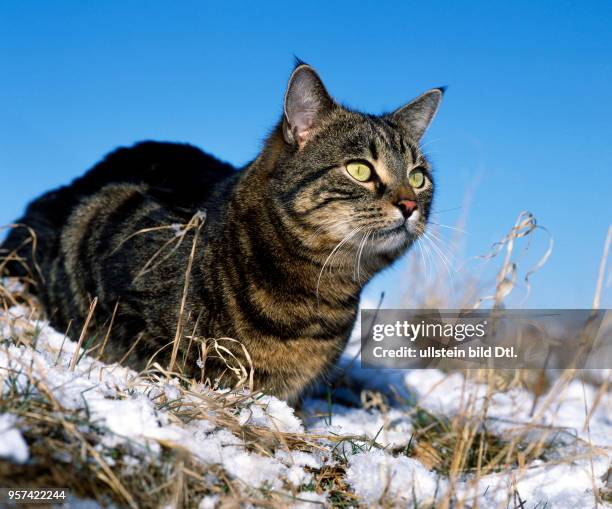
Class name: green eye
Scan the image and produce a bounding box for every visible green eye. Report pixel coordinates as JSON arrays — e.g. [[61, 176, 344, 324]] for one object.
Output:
[[346, 162, 372, 182], [408, 168, 425, 188]]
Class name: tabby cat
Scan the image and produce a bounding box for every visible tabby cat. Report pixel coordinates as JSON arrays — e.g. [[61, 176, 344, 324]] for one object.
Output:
[[1, 63, 443, 401]]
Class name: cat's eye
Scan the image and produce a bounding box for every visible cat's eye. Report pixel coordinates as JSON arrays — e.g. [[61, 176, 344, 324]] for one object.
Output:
[[408, 168, 425, 188], [346, 162, 372, 182]]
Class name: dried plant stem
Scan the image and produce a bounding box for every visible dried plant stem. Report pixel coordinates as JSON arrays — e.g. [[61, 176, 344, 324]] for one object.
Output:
[[168, 215, 204, 373], [116, 332, 146, 367], [592, 224, 612, 310], [69, 297, 97, 371], [96, 299, 119, 361]]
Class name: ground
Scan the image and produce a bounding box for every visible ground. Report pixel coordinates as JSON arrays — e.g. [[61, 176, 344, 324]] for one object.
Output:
[[0, 288, 610, 508]]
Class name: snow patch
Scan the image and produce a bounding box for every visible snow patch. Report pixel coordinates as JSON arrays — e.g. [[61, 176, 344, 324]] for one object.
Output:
[[346, 449, 439, 504], [0, 414, 29, 463]]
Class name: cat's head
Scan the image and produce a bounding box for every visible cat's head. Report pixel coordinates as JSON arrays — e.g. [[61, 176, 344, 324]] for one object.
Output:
[[268, 63, 442, 263]]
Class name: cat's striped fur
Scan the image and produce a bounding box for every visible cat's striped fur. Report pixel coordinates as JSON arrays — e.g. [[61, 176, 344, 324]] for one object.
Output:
[[1, 64, 443, 401]]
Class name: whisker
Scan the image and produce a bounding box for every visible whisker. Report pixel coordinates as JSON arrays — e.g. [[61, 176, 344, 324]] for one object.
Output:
[[426, 228, 455, 254], [422, 236, 437, 281], [425, 229, 460, 271], [416, 237, 429, 280], [428, 220, 468, 234], [430, 205, 463, 216], [425, 229, 456, 264], [422, 231, 455, 286], [316, 226, 364, 302], [354, 229, 372, 282], [329, 226, 366, 276]]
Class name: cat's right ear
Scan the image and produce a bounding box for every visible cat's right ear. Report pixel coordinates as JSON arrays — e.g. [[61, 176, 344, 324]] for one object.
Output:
[[283, 64, 334, 147]]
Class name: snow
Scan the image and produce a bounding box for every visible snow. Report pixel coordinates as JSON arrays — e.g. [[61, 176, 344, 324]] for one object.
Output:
[[290, 491, 327, 508], [1, 302, 611, 508], [457, 459, 610, 508], [346, 449, 440, 504], [275, 449, 323, 470], [0, 413, 29, 463], [224, 452, 289, 489], [238, 394, 304, 433], [305, 401, 413, 448], [404, 369, 612, 447], [198, 495, 219, 509]]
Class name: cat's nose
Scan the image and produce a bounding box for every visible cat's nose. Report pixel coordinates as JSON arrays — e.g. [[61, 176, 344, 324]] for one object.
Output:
[[396, 199, 418, 219]]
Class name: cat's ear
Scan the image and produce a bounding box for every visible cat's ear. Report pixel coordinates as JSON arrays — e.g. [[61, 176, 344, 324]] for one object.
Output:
[[283, 64, 335, 147], [389, 88, 444, 140]]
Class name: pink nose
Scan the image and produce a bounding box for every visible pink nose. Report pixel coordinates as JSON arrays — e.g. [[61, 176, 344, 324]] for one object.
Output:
[[396, 199, 418, 219]]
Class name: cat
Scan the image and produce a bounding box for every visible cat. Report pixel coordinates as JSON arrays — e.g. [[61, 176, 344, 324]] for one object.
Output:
[[0, 62, 443, 402]]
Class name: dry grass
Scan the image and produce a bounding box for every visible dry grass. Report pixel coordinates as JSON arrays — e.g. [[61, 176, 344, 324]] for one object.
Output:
[[0, 212, 611, 508], [0, 298, 364, 508]]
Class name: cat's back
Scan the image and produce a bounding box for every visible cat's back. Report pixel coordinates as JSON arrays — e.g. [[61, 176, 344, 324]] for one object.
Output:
[[1, 141, 237, 279], [51, 141, 237, 219]]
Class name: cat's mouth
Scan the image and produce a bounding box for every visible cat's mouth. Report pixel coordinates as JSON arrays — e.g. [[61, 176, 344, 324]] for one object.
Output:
[[372, 215, 425, 251], [381, 213, 424, 237], [373, 222, 412, 243], [377, 223, 408, 238]]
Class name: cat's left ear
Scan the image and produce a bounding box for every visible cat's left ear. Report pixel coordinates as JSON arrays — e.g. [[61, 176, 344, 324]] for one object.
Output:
[[389, 88, 444, 140], [283, 64, 335, 147]]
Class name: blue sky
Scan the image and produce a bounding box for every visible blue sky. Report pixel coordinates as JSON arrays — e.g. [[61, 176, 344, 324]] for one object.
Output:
[[1, 1, 610, 308]]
